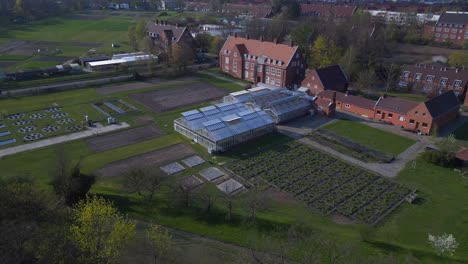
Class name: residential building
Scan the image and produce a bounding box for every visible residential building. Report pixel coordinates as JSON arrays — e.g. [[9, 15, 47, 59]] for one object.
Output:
[[300, 3, 356, 22], [399, 64, 468, 101], [185, 2, 272, 19], [318, 90, 460, 134], [219, 35, 306, 89], [300, 65, 349, 95], [423, 11, 468, 45], [146, 20, 195, 53]]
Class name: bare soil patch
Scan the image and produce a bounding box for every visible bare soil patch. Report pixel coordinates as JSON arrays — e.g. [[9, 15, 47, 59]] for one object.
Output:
[[266, 187, 297, 204], [96, 77, 197, 94], [129, 82, 229, 113], [86, 125, 163, 152], [0, 61, 17, 68], [96, 143, 195, 177]]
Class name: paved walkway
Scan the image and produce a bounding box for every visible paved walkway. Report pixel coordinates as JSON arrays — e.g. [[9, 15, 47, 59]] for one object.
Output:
[[0, 122, 130, 158], [277, 114, 433, 178]]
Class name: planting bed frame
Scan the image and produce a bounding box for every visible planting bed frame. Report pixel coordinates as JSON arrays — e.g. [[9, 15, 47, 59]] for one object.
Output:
[[225, 142, 414, 225]]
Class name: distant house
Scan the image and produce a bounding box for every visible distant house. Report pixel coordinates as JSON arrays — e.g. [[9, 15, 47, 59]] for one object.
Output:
[[399, 64, 468, 102], [146, 20, 195, 53], [109, 3, 120, 9], [300, 3, 356, 22], [423, 11, 468, 45], [300, 65, 348, 95], [219, 34, 306, 89], [318, 90, 460, 134], [120, 3, 130, 9]]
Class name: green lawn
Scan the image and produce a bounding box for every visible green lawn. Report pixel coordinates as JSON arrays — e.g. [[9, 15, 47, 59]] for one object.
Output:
[[1, 73, 467, 262], [322, 120, 416, 156]]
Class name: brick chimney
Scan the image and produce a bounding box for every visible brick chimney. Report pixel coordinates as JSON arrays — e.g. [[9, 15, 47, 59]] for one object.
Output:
[[290, 40, 294, 47], [246, 34, 250, 40], [332, 91, 336, 103], [273, 38, 278, 44], [234, 32, 238, 38]]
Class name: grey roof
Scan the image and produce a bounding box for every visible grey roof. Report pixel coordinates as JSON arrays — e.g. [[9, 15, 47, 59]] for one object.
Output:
[[424, 90, 460, 118], [438, 12, 468, 25], [315, 65, 349, 91]]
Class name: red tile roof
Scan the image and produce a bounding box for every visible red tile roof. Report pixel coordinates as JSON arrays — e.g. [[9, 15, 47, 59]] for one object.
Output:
[[315, 97, 332, 108], [318, 90, 376, 110], [220, 36, 298, 70], [300, 3, 356, 18], [375, 96, 419, 114], [456, 148, 468, 161]]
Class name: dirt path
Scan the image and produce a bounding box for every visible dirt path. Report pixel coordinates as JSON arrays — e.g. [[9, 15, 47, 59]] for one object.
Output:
[[96, 77, 198, 94]]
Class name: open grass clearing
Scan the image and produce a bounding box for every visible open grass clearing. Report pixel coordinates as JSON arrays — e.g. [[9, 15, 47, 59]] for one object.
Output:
[[321, 120, 416, 156]]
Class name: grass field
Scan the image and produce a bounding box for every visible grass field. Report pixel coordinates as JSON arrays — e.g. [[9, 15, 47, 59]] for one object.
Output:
[[322, 120, 416, 156], [0, 72, 467, 262]]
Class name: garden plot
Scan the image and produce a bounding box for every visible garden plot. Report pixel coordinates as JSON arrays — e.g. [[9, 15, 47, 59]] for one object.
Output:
[[217, 179, 244, 194], [0, 104, 95, 148], [199, 167, 225, 182], [85, 125, 163, 152], [225, 141, 414, 225], [180, 176, 204, 191], [96, 143, 196, 177], [182, 156, 205, 168], [129, 82, 229, 113], [160, 162, 186, 175], [92, 100, 137, 117]]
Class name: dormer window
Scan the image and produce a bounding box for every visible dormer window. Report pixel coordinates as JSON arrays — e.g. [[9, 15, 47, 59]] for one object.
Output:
[[453, 80, 462, 88], [415, 73, 422, 81], [439, 78, 448, 86]]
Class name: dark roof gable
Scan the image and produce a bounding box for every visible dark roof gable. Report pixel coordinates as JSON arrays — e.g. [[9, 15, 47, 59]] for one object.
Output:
[[315, 65, 348, 91], [438, 12, 468, 25], [424, 90, 460, 118]]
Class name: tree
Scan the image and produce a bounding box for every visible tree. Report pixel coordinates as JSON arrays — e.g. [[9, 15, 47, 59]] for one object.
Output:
[[448, 51, 468, 68], [195, 33, 213, 54], [128, 26, 138, 51], [243, 185, 270, 222], [124, 167, 163, 201], [428, 233, 458, 256], [281, 0, 300, 20], [382, 63, 401, 92], [50, 147, 95, 206], [14, 0, 24, 17], [309, 35, 341, 69], [146, 224, 175, 263], [291, 24, 314, 60], [135, 20, 147, 40], [170, 43, 193, 73], [70, 196, 136, 264], [355, 69, 377, 91]]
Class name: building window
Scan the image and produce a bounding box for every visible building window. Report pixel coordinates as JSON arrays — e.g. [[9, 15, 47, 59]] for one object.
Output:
[[270, 77, 275, 84], [233, 60, 237, 72], [345, 104, 350, 108], [422, 123, 428, 128], [426, 76, 433, 82], [422, 113, 426, 117], [314, 85, 318, 89], [399, 116, 404, 121], [442, 33, 448, 38], [275, 79, 280, 86], [245, 62, 249, 69], [277, 69, 281, 77], [439, 78, 448, 86], [403, 71, 410, 78], [415, 73, 422, 81], [244, 71, 248, 78], [234, 52, 237, 57], [452, 28, 457, 33], [435, 33, 441, 38], [436, 27, 442, 32], [388, 113, 393, 118], [251, 62, 255, 68], [265, 66, 270, 73], [453, 80, 462, 88], [377, 110, 381, 114], [257, 66, 262, 72], [409, 119, 415, 124], [444, 28, 449, 32], [224, 65, 229, 71], [265, 76, 270, 83], [225, 57, 229, 64]]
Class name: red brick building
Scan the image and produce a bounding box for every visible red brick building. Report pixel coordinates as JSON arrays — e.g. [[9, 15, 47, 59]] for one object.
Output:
[[399, 64, 468, 102], [318, 90, 460, 134], [300, 3, 356, 22], [219, 35, 306, 88], [423, 11, 468, 45], [314, 92, 336, 117], [146, 21, 195, 53], [301, 65, 349, 95]]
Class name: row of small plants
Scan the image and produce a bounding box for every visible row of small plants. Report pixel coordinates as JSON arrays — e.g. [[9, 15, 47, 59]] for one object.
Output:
[[225, 142, 413, 224]]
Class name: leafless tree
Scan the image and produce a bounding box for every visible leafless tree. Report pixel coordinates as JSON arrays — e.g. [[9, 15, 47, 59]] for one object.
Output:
[[243, 185, 270, 223], [383, 63, 401, 93]]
